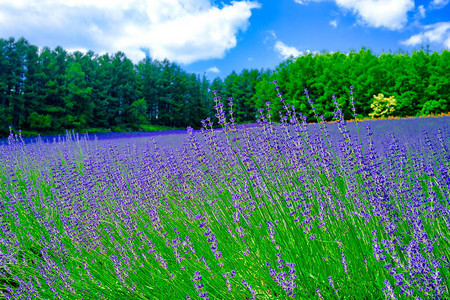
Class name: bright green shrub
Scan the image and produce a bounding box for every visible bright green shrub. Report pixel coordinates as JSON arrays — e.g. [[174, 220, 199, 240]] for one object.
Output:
[[420, 99, 448, 116]]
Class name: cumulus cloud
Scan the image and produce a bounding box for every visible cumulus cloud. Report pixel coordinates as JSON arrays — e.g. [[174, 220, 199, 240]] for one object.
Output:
[[274, 41, 301, 59], [293, 0, 414, 30], [66, 47, 89, 55], [0, 0, 261, 64], [330, 19, 338, 27], [274, 41, 317, 59], [334, 0, 414, 30], [417, 5, 426, 18], [206, 66, 220, 73], [431, 0, 447, 4], [401, 22, 450, 47], [429, 0, 449, 9]]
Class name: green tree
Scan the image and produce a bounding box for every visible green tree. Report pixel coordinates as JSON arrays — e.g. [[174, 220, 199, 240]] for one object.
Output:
[[184, 74, 204, 127], [254, 71, 279, 121], [107, 52, 139, 129], [128, 98, 148, 128], [22, 44, 48, 132], [63, 62, 93, 129], [422, 51, 449, 115], [2, 37, 30, 131], [0, 39, 11, 135], [200, 74, 213, 122], [208, 77, 225, 122], [136, 58, 160, 125], [40, 46, 69, 130], [74, 50, 109, 129], [29, 112, 51, 130], [92, 54, 113, 128]]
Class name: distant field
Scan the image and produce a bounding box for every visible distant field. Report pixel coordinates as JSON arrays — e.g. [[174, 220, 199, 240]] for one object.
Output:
[[2, 115, 448, 150]]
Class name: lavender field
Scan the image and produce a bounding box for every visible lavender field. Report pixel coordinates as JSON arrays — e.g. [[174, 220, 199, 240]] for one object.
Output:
[[0, 87, 449, 299]]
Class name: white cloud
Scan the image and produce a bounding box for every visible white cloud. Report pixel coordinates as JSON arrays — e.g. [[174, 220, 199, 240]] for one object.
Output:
[[401, 22, 450, 47], [275, 41, 301, 59], [274, 41, 317, 59], [206, 66, 220, 73], [304, 49, 319, 55], [0, 0, 261, 64], [335, 0, 414, 30], [429, 0, 449, 9], [293, 0, 414, 30], [417, 5, 426, 18], [330, 19, 338, 27], [66, 47, 89, 54], [293, 0, 325, 4], [263, 30, 277, 44], [401, 34, 423, 46], [268, 30, 277, 39]]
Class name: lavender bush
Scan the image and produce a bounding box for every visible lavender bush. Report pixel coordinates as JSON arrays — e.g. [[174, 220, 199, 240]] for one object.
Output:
[[0, 82, 449, 299]]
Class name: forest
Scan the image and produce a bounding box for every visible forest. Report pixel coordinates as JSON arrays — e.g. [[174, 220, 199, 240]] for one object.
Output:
[[0, 37, 449, 137]]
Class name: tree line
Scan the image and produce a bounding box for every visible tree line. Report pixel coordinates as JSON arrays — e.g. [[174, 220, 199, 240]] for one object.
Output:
[[0, 37, 448, 137]]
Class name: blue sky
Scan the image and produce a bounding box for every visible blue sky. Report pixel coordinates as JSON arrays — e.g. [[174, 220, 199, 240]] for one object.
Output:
[[0, 0, 449, 79]]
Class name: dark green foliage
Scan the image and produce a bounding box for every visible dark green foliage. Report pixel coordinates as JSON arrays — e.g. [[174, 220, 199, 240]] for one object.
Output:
[[0, 37, 448, 137], [223, 69, 261, 123], [63, 62, 93, 129], [0, 38, 218, 137], [128, 98, 148, 129]]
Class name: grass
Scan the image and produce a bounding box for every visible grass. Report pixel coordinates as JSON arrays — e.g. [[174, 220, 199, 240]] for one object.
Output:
[[0, 83, 449, 299]]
